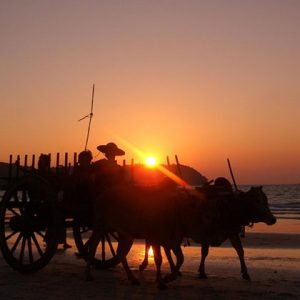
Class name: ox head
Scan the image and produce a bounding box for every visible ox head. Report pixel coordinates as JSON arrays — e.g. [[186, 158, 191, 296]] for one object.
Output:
[[243, 186, 276, 225]]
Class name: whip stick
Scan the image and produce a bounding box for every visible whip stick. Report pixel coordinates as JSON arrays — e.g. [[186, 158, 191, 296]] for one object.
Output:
[[227, 158, 245, 237], [84, 84, 95, 151], [227, 158, 238, 191]]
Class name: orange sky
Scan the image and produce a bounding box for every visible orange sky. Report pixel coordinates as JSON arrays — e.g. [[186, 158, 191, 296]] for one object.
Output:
[[0, 1, 299, 184]]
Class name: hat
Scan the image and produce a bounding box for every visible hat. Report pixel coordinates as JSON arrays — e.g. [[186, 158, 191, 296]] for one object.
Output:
[[97, 142, 125, 156]]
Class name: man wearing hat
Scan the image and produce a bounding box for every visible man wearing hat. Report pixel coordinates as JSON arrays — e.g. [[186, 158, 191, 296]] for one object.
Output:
[[93, 142, 125, 191]]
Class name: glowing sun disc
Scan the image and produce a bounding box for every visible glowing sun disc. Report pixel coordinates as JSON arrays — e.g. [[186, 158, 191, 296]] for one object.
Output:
[[145, 156, 157, 167]]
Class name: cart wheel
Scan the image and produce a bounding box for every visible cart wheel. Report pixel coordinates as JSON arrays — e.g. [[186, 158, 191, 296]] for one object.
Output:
[[73, 221, 120, 269], [0, 175, 59, 273]]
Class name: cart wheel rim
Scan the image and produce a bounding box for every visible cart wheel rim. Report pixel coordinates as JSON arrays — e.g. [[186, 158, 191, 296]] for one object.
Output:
[[0, 175, 59, 273]]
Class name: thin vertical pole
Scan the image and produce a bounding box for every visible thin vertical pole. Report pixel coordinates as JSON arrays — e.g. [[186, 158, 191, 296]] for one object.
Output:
[[227, 158, 238, 191], [8, 155, 12, 183], [31, 154, 35, 171], [175, 155, 183, 179], [16, 155, 20, 178], [84, 84, 95, 151], [227, 158, 244, 237], [24, 155, 28, 172], [64, 152, 68, 173], [73, 152, 77, 167], [56, 153, 60, 174], [166, 156, 170, 168]]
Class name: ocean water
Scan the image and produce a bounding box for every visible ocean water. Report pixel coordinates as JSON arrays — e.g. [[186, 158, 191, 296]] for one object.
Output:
[[0, 184, 299, 220], [239, 184, 300, 220]]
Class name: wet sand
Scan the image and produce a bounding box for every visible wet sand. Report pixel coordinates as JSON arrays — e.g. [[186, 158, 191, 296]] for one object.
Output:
[[0, 219, 299, 299]]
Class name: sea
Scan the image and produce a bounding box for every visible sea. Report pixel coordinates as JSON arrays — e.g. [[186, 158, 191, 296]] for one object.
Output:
[[0, 184, 299, 220]]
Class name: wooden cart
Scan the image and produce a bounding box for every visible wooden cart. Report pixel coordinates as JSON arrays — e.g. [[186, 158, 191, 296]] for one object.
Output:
[[0, 153, 120, 273]]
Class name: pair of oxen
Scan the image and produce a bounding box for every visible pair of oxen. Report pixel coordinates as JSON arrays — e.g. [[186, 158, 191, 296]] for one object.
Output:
[[85, 177, 276, 289]]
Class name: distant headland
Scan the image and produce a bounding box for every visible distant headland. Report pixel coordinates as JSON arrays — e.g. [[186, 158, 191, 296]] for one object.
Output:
[[0, 161, 207, 188]]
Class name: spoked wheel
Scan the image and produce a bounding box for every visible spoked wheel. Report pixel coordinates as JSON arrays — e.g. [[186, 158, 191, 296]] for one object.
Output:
[[0, 175, 59, 273], [73, 220, 120, 269]]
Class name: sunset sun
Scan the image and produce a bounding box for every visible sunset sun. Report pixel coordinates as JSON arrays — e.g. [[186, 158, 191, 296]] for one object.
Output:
[[145, 156, 157, 168]]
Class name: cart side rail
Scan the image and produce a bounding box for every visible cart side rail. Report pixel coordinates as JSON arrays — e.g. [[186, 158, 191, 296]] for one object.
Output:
[[0, 152, 79, 191]]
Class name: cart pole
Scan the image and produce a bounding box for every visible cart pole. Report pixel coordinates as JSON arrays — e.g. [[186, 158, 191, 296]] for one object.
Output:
[[166, 155, 170, 168], [175, 155, 183, 179]]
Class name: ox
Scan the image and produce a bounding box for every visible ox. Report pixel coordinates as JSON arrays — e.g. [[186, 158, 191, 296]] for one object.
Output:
[[195, 182, 276, 280], [85, 179, 276, 287], [139, 178, 277, 281], [85, 184, 189, 289]]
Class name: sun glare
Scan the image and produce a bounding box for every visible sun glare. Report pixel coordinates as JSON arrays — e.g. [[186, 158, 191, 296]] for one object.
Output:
[[145, 156, 157, 168], [148, 246, 154, 257], [116, 137, 190, 188]]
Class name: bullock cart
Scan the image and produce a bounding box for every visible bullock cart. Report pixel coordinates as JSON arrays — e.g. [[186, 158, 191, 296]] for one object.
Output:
[[0, 153, 120, 273]]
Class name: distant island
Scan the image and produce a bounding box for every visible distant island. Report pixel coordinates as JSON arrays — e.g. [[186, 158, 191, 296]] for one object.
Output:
[[159, 163, 207, 186], [0, 161, 207, 189], [122, 163, 207, 187]]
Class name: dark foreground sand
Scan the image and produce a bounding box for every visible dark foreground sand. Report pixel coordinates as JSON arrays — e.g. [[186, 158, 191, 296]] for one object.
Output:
[[0, 219, 299, 300]]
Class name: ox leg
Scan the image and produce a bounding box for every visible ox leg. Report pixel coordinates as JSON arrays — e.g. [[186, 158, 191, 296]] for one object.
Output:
[[163, 245, 183, 283], [229, 234, 251, 280], [117, 237, 139, 285], [85, 231, 101, 281], [173, 245, 184, 276], [164, 247, 176, 273], [139, 239, 150, 271], [198, 243, 209, 279], [152, 244, 167, 289]]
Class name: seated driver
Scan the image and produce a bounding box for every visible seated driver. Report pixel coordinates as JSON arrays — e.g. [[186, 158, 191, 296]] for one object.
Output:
[[93, 142, 125, 191]]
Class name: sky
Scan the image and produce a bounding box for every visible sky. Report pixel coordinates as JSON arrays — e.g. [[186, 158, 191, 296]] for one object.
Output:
[[0, 0, 299, 184]]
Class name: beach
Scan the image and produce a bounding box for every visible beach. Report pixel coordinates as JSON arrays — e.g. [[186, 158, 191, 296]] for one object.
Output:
[[0, 218, 299, 300]]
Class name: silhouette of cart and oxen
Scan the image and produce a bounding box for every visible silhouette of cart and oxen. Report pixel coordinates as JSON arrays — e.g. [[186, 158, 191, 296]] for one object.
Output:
[[0, 143, 276, 289]]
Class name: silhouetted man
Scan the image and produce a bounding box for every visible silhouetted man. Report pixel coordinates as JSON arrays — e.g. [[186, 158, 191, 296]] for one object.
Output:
[[93, 142, 125, 191], [74, 150, 93, 180]]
